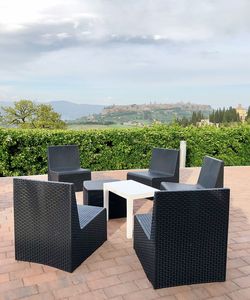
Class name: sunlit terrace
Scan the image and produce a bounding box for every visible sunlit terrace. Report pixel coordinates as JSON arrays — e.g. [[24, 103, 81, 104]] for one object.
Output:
[[1, 166, 250, 300]]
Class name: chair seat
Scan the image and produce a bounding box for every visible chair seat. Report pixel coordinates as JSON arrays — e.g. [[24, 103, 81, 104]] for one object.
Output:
[[128, 170, 172, 180], [160, 182, 203, 191], [127, 170, 176, 189], [136, 213, 152, 239], [127, 148, 180, 189], [51, 168, 91, 175], [77, 205, 105, 229]]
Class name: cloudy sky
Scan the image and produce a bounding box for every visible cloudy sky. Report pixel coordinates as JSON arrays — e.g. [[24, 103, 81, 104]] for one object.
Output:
[[0, 0, 250, 107]]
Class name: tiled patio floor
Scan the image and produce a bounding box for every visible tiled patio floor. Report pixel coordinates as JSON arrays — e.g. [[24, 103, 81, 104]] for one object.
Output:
[[1, 167, 250, 300]]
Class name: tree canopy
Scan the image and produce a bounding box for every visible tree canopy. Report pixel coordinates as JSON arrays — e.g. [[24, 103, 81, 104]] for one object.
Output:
[[175, 111, 205, 126], [246, 106, 250, 124], [209, 107, 240, 124], [1, 100, 66, 129]]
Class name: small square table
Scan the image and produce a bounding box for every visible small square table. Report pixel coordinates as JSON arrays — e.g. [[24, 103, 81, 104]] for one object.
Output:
[[103, 180, 159, 239]]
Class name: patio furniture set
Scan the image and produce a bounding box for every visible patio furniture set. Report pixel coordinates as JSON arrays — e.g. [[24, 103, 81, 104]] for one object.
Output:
[[13, 145, 229, 289]]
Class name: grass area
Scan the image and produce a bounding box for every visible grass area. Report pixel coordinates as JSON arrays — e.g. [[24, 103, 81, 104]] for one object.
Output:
[[67, 123, 139, 130]]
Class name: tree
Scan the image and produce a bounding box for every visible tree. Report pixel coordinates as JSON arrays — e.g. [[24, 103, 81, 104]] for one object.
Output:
[[209, 107, 240, 124], [246, 106, 250, 123], [209, 110, 215, 123], [1, 100, 66, 129], [1, 100, 36, 126], [33, 104, 66, 129], [191, 112, 197, 125], [190, 111, 204, 125]]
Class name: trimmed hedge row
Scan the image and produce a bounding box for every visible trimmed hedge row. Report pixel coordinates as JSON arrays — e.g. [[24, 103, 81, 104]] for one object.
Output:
[[0, 124, 250, 176]]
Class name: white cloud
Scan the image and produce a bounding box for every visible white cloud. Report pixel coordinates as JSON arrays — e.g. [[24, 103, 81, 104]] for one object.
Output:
[[1, 0, 250, 44], [0, 0, 249, 105]]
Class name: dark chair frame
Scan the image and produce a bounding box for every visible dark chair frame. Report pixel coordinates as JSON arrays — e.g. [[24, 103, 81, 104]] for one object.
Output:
[[134, 188, 230, 289], [14, 178, 107, 272], [127, 148, 180, 189], [161, 155, 224, 191], [47, 145, 91, 192]]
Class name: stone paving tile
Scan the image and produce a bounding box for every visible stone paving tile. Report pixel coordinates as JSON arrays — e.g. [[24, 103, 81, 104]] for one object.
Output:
[[20, 292, 55, 300], [101, 264, 132, 276], [207, 296, 231, 300], [204, 282, 239, 297], [37, 277, 74, 293], [155, 296, 177, 300], [103, 281, 138, 298], [174, 290, 201, 300], [1, 167, 250, 299], [123, 287, 160, 300], [0, 279, 23, 294], [68, 289, 108, 300], [227, 287, 250, 299], [52, 283, 89, 299], [232, 275, 250, 288], [23, 272, 58, 286], [0, 273, 9, 283], [1, 286, 38, 300]]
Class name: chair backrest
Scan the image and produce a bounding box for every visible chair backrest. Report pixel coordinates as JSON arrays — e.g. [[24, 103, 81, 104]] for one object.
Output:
[[48, 145, 81, 171], [151, 188, 230, 284], [197, 156, 224, 188], [149, 148, 179, 176], [13, 178, 79, 263]]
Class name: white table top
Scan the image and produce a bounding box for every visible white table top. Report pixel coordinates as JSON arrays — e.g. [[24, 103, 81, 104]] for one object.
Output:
[[103, 180, 159, 199]]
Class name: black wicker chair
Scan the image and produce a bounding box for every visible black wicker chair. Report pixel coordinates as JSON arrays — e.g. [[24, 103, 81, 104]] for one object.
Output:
[[161, 156, 224, 191], [134, 188, 230, 289], [47, 145, 91, 192], [127, 148, 179, 189], [13, 178, 107, 272]]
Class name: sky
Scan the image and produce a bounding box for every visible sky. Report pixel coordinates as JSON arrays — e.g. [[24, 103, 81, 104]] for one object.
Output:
[[0, 0, 250, 108]]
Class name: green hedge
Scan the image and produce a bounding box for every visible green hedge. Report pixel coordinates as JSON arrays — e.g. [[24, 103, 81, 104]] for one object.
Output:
[[0, 124, 250, 176]]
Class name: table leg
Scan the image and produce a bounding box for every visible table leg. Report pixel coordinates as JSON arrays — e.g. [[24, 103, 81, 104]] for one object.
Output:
[[126, 197, 133, 239], [103, 188, 109, 221]]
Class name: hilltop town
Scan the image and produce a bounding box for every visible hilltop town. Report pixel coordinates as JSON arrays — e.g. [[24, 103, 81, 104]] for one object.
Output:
[[71, 102, 212, 126], [102, 102, 211, 115]]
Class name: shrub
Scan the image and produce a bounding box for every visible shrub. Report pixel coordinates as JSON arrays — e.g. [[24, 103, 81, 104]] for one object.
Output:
[[0, 124, 250, 176]]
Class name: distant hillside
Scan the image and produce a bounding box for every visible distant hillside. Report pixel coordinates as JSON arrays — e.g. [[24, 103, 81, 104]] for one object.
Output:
[[48, 101, 104, 120], [73, 102, 213, 125], [1, 101, 213, 123], [0, 101, 105, 120]]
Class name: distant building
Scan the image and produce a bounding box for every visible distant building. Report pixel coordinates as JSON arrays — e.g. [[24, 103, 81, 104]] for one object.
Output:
[[197, 119, 213, 127], [236, 104, 247, 122]]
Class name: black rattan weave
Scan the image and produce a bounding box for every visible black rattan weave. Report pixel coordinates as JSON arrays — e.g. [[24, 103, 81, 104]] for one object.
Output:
[[13, 178, 107, 272], [83, 179, 126, 219], [134, 188, 230, 289], [127, 148, 179, 189], [47, 145, 91, 192], [161, 156, 224, 191]]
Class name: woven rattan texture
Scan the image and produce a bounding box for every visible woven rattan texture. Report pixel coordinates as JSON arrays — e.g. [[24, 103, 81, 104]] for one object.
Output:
[[134, 215, 156, 286], [161, 156, 224, 192], [198, 156, 224, 188], [134, 188, 230, 289], [14, 178, 107, 272], [47, 145, 91, 192], [127, 148, 180, 189], [49, 170, 91, 192]]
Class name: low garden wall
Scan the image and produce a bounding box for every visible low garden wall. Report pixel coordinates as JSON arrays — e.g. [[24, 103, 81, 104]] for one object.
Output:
[[0, 124, 250, 176]]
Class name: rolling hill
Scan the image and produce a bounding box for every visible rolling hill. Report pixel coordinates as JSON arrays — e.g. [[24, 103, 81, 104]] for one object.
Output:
[[0, 100, 105, 120]]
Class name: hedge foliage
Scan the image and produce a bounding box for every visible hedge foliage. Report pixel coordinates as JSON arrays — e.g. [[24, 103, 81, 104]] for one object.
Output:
[[0, 124, 250, 176]]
